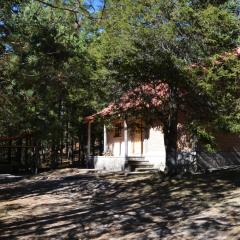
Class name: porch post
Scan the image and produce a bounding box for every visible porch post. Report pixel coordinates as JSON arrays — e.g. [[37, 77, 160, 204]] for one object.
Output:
[[143, 126, 149, 157], [124, 120, 128, 158], [103, 124, 107, 152], [87, 121, 91, 157]]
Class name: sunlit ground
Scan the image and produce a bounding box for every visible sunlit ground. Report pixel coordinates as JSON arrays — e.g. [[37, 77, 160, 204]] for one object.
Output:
[[0, 168, 239, 240]]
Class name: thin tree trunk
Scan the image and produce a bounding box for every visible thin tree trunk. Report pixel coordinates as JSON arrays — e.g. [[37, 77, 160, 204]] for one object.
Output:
[[41, 142, 45, 166], [8, 140, 12, 164], [33, 140, 40, 175], [79, 126, 86, 167], [78, 136, 81, 164], [60, 138, 63, 165], [164, 86, 178, 176], [24, 137, 28, 168], [51, 142, 57, 168], [66, 120, 69, 160], [71, 138, 74, 164], [15, 138, 22, 172]]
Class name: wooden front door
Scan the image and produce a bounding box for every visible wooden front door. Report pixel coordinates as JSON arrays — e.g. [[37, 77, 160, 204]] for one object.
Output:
[[131, 127, 143, 156]]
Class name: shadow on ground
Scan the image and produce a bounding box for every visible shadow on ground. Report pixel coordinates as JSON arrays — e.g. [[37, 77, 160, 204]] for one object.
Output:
[[0, 170, 240, 240]]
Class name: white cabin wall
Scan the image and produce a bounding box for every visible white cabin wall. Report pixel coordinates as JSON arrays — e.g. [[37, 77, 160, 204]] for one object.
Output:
[[145, 127, 166, 171], [105, 121, 166, 171], [106, 122, 124, 157], [94, 156, 125, 171], [106, 121, 135, 157]]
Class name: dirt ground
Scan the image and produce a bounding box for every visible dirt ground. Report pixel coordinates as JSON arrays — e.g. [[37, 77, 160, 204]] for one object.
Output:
[[0, 168, 240, 240]]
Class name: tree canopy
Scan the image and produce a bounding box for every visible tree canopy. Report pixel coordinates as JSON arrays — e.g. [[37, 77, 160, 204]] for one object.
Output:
[[0, 0, 239, 173], [91, 0, 240, 173], [0, 1, 106, 139]]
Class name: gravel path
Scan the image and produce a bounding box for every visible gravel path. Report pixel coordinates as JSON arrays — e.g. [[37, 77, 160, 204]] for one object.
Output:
[[0, 168, 239, 239]]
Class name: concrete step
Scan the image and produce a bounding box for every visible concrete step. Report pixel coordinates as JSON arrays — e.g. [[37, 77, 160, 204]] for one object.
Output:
[[128, 162, 154, 171], [127, 157, 145, 161], [129, 162, 154, 167], [135, 168, 159, 172], [127, 158, 155, 171], [128, 160, 150, 164], [126, 171, 159, 175]]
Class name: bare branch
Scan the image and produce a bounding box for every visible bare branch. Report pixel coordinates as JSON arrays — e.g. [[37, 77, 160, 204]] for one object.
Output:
[[36, 0, 78, 13], [35, 0, 92, 18], [100, 0, 106, 21]]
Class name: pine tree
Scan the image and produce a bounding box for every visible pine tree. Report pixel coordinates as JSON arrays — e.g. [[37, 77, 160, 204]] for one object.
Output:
[[94, 0, 240, 174], [0, 0, 105, 168]]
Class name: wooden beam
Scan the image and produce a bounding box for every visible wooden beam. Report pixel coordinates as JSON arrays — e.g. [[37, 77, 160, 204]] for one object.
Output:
[[103, 125, 107, 152], [87, 122, 91, 156], [124, 120, 128, 158]]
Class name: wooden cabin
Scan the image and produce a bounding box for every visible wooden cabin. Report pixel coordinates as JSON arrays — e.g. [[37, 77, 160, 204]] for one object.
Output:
[[85, 82, 240, 172]]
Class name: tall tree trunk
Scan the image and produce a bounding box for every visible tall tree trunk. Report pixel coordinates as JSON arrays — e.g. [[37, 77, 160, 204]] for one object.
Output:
[[51, 141, 57, 168], [71, 138, 74, 164], [66, 119, 69, 160], [8, 140, 12, 164], [78, 125, 86, 167], [15, 138, 22, 172], [60, 138, 63, 165], [33, 140, 39, 175], [24, 137, 28, 167], [164, 86, 178, 175], [78, 136, 81, 164]]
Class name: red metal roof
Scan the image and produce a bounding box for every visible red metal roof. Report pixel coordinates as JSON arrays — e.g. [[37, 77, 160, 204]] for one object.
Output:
[[85, 48, 240, 122], [85, 82, 169, 122]]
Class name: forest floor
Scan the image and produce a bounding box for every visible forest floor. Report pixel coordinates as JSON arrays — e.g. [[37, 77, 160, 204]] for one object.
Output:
[[0, 168, 240, 240]]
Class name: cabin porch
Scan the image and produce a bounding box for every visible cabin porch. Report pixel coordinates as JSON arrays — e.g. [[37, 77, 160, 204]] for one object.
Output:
[[86, 120, 166, 172]]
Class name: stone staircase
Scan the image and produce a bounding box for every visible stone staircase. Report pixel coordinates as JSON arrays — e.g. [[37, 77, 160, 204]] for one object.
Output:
[[127, 157, 159, 173]]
